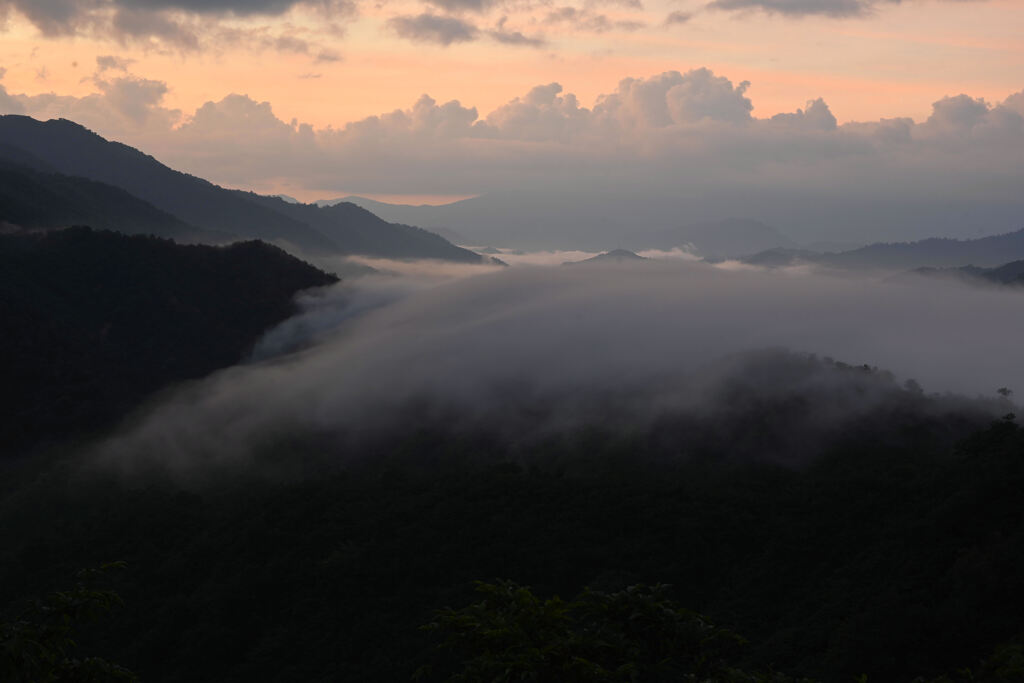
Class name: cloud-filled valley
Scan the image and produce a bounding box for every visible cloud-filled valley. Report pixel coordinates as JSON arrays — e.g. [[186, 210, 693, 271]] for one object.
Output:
[[4, 1, 1024, 680], [97, 258, 1022, 478]]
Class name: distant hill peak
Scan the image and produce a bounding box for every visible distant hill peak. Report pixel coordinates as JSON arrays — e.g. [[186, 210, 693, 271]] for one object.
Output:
[[564, 249, 648, 265], [743, 227, 1024, 271]]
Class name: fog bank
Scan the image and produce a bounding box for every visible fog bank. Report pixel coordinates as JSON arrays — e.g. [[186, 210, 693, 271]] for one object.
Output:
[[98, 260, 1023, 476]]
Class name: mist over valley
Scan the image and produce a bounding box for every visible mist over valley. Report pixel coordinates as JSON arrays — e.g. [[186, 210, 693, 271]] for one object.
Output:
[[1, 14, 1023, 679]]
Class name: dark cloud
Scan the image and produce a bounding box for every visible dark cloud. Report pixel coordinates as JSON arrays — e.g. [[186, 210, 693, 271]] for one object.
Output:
[[664, 10, 692, 24], [707, 0, 883, 17], [544, 6, 644, 32], [112, 0, 302, 15], [0, 0, 97, 36], [705, 0, 982, 19], [586, 0, 644, 8], [488, 16, 545, 46], [273, 34, 312, 53], [315, 49, 343, 62], [110, 6, 200, 48], [424, 0, 496, 13], [119, 0, 354, 19], [96, 54, 135, 71], [0, 0, 355, 51], [387, 13, 479, 45]]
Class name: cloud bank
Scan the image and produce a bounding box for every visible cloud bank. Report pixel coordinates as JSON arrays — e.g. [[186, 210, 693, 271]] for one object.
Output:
[[2, 64, 1019, 244], [97, 260, 1024, 477]]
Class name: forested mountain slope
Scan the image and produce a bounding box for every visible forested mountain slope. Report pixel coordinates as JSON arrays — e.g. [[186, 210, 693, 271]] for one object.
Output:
[[0, 158, 212, 242], [0, 227, 337, 455], [242, 193, 487, 263], [0, 355, 1020, 682]]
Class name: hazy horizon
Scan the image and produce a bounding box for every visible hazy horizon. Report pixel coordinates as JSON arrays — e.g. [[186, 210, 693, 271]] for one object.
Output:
[[1, 0, 1022, 247]]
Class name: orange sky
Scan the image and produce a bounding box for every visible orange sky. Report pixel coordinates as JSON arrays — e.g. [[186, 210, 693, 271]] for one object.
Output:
[[0, 0, 1020, 203], [0, 0, 1020, 129]]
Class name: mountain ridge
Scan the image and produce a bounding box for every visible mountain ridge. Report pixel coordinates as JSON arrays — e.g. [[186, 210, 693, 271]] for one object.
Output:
[[0, 115, 486, 263], [744, 228, 1024, 271], [0, 226, 338, 456]]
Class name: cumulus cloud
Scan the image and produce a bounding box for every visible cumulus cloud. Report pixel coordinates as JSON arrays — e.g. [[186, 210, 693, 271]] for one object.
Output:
[[1, 67, 1021, 245], [925, 93, 991, 131], [590, 68, 753, 128], [770, 97, 837, 130], [0, 79, 26, 115], [1, 70, 181, 132], [484, 83, 589, 141], [387, 13, 479, 45]]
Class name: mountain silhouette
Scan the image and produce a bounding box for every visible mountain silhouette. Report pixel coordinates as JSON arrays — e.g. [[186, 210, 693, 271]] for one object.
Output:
[[243, 193, 486, 262], [911, 259, 1024, 286], [563, 248, 648, 265], [0, 156, 215, 242], [0, 227, 338, 455], [646, 218, 796, 260], [744, 228, 1024, 271], [0, 116, 486, 262]]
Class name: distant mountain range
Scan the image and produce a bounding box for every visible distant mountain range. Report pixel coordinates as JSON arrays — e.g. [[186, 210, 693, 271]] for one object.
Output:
[[563, 249, 647, 265], [744, 229, 1024, 271], [0, 227, 338, 455], [0, 116, 486, 263], [910, 259, 1024, 286], [0, 155, 215, 242], [341, 195, 796, 258], [644, 218, 796, 260]]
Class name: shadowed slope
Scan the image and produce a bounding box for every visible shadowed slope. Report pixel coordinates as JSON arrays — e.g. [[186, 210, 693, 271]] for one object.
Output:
[[0, 227, 338, 455]]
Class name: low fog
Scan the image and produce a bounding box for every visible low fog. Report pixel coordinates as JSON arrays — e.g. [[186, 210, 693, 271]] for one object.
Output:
[[98, 259, 1022, 476]]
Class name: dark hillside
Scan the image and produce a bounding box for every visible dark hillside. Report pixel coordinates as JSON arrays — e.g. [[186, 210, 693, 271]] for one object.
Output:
[[0, 161, 212, 242], [241, 193, 487, 262], [0, 116, 336, 252], [0, 227, 337, 455], [912, 259, 1024, 286], [0, 116, 490, 262], [746, 229, 1024, 271], [0, 355, 1021, 682]]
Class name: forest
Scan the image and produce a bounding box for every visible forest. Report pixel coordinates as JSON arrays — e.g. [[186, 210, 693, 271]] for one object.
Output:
[[2, 351, 1022, 682]]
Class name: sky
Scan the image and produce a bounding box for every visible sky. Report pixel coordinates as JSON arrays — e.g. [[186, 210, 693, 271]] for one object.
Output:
[[0, 0, 1021, 213]]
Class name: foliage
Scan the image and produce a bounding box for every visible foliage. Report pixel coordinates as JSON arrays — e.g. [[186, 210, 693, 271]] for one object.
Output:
[[0, 366, 1021, 681], [0, 227, 337, 455], [0, 563, 137, 683], [418, 580, 796, 683]]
